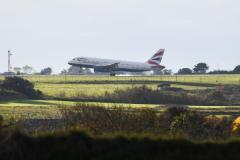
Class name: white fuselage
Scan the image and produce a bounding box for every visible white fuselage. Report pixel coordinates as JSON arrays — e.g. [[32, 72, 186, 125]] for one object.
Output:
[[68, 57, 153, 72]]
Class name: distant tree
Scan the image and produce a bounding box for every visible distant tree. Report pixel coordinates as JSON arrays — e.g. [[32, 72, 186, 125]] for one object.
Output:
[[13, 67, 22, 75], [40, 67, 52, 75], [22, 65, 34, 74], [178, 68, 192, 75], [233, 65, 240, 74], [163, 69, 172, 75], [60, 69, 68, 75], [208, 70, 230, 74], [193, 63, 209, 74], [1, 77, 42, 98], [153, 69, 163, 75]]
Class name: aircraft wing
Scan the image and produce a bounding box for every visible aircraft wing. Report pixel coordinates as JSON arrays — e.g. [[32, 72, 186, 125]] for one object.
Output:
[[102, 62, 120, 70]]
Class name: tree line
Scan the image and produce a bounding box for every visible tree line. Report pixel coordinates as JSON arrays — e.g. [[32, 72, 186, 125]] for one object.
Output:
[[5, 63, 240, 75], [10, 66, 53, 75], [177, 63, 240, 75]]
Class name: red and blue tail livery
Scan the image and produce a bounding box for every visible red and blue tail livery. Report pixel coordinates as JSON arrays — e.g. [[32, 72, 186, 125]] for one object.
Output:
[[148, 49, 165, 69]]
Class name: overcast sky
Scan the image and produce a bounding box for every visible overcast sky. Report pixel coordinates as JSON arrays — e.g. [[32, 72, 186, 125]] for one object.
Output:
[[0, 0, 239, 73]]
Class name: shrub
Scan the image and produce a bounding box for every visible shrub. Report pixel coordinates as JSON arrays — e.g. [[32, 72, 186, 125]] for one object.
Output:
[[103, 86, 214, 105], [204, 90, 227, 105], [60, 104, 159, 134], [60, 104, 233, 140], [1, 77, 42, 98], [203, 116, 232, 140], [164, 105, 189, 119], [157, 106, 189, 134], [164, 107, 232, 140], [207, 90, 225, 101], [169, 111, 205, 139], [232, 117, 240, 135], [0, 89, 26, 100]]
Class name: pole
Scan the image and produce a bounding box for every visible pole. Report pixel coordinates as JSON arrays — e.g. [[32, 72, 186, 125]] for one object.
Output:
[[8, 50, 13, 72], [8, 50, 11, 72]]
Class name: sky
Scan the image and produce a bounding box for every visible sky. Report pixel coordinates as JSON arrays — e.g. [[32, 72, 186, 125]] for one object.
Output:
[[0, 0, 239, 73]]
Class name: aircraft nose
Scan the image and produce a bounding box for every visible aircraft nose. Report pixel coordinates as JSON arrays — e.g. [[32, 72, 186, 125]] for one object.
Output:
[[68, 60, 75, 65]]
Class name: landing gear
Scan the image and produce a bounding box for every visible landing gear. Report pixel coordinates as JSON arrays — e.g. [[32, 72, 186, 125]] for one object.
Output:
[[110, 71, 116, 76]]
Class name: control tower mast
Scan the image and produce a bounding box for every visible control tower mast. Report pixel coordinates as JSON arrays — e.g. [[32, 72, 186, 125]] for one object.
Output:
[[8, 50, 13, 72]]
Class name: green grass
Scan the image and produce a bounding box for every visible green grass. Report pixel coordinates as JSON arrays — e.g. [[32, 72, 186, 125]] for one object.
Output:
[[1, 75, 240, 85], [0, 100, 77, 120], [24, 75, 240, 97], [23, 75, 240, 84], [1, 75, 239, 98], [0, 99, 76, 107], [171, 84, 210, 90], [0, 75, 239, 119], [35, 83, 211, 98], [1, 99, 240, 119], [35, 83, 159, 97], [3, 99, 233, 111]]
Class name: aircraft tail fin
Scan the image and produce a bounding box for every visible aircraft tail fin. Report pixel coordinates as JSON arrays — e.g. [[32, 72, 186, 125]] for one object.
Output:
[[147, 49, 165, 66]]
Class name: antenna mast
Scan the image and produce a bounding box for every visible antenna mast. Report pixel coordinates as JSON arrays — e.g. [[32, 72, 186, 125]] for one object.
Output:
[[8, 50, 13, 72]]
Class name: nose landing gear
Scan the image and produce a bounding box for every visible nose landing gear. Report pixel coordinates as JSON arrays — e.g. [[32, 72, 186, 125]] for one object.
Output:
[[110, 71, 116, 76]]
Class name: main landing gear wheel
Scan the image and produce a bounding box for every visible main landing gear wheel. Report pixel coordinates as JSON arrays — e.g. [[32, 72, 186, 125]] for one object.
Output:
[[110, 72, 116, 76]]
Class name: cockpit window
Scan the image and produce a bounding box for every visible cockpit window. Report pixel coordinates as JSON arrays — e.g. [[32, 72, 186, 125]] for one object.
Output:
[[73, 58, 86, 61], [77, 58, 86, 61]]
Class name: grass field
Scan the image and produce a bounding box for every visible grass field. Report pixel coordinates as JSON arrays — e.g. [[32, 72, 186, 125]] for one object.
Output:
[[34, 83, 211, 98], [1, 99, 240, 120], [23, 75, 240, 84], [20, 75, 240, 97], [0, 75, 239, 119], [0, 75, 240, 84], [1, 75, 239, 97], [34, 83, 158, 97], [0, 100, 76, 119], [23, 75, 240, 97]]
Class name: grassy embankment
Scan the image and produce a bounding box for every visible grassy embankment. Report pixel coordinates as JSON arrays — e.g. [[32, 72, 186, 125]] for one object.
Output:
[[0, 99, 240, 120], [0, 75, 239, 119], [26, 75, 240, 97]]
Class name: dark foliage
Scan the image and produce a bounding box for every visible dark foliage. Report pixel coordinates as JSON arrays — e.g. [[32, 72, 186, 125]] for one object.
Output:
[[193, 62, 209, 74], [1, 130, 240, 160], [1, 77, 42, 99], [207, 90, 226, 101], [60, 104, 233, 140], [61, 104, 159, 134], [0, 90, 26, 100], [208, 70, 232, 74], [40, 67, 52, 75], [233, 65, 240, 74], [0, 105, 236, 160], [177, 68, 193, 75], [102, 86, 227, 105]]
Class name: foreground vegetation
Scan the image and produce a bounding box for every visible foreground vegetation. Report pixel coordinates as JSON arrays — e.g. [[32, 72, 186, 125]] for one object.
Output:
[[0, 76, 240, 120], [0, 75, 239, 159], [1, 100, 240, 120], [4, 104, 239, 139], [1, 105, 240, 160], [1, 75, 240, 99], [2, 130, 240, 160]]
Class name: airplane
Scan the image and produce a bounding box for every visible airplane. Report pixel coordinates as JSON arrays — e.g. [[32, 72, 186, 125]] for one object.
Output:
[[68, 49, 165, 76]]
